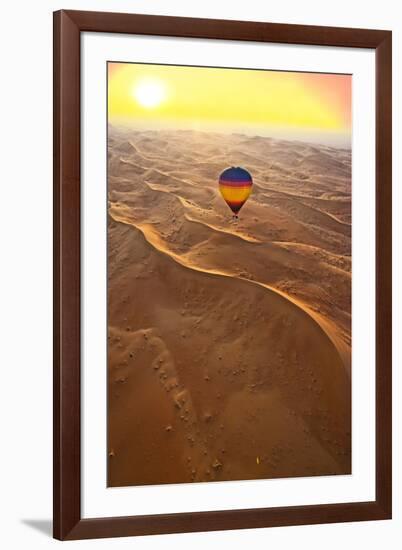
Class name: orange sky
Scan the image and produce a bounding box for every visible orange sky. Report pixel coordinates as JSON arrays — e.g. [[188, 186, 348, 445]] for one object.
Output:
[[298, 73, 351, 128]]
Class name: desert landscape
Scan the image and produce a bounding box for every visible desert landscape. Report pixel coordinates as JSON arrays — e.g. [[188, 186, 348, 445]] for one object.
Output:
[[107, 126, 351, 487]]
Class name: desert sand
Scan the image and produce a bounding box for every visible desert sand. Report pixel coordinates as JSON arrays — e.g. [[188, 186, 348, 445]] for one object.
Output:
[[107, 127, 351, 487]]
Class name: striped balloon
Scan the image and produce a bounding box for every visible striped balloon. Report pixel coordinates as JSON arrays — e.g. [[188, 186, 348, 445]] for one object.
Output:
[[219, 166, 253, 217]]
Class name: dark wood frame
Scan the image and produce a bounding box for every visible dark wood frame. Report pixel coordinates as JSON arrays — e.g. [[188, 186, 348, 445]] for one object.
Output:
[[53, 9, 392, 541]]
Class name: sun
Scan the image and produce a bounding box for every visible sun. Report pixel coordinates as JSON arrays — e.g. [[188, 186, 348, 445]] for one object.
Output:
[[133, 79, 167, 109]]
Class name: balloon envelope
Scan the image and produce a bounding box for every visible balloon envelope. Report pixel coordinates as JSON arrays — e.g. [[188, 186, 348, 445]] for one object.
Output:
[[219, 167, 253, 215]]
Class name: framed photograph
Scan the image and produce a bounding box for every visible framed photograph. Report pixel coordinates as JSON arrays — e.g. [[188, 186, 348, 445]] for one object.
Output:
[[53, 10, 392, 540]]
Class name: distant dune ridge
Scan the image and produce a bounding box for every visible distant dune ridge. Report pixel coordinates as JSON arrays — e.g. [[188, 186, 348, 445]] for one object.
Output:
[[107, 126, 352, 487]]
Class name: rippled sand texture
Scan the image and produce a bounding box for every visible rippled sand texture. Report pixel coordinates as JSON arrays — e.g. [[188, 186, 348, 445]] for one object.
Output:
[[107, 127, 351, 487]]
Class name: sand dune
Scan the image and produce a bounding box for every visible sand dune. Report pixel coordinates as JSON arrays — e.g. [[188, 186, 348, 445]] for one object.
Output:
[[107, 127, 351, 486]]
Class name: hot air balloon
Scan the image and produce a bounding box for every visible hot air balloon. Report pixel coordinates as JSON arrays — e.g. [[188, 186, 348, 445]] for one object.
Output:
[[218, 166, 253, 219]]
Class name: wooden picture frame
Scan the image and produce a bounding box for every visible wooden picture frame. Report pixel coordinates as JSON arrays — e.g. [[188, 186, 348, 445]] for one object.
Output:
[[53, 9, 392, 540]]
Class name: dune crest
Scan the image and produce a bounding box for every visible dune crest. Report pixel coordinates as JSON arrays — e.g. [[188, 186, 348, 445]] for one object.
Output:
[[111, 207, 349, 373]]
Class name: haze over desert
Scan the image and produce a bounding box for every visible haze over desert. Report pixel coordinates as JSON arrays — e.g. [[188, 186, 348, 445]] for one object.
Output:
[[107, 127, 351, 487]]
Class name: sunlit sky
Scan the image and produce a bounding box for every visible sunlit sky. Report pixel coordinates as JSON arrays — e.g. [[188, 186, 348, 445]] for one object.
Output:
[[108, 62, 351, 146]]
